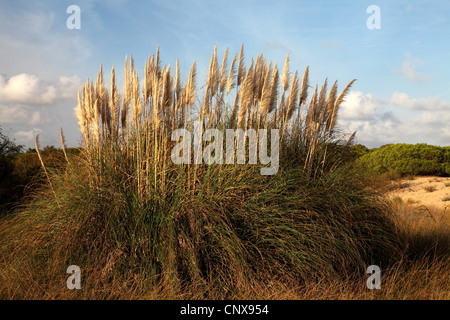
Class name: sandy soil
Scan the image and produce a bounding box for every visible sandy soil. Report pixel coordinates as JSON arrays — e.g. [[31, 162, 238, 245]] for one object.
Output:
[[387, 176, 450, 209]]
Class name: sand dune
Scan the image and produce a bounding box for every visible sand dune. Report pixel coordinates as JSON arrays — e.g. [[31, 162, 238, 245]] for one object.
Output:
[[387, 176, 450, 210]]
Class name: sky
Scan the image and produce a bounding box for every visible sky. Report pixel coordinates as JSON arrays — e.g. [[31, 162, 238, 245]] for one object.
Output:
[[0, 0, 449, 149]]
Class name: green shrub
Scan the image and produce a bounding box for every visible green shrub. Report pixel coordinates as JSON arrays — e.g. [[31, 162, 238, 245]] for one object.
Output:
[[1, 136, 73, 214], [357, 143, 450, 177], [0, 127, 24, 212]]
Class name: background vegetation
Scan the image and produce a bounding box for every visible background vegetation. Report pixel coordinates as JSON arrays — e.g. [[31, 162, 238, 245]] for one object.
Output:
[[356, 143, 450, 177], [0, 127, 80, 215]]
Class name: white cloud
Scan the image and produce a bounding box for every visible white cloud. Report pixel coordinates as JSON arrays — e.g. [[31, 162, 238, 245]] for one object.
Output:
[[416, 109, 450, 126], [14, 128, 42, 143], [57, 76, 83, 99], [391, 91, 450, 111], [0, 74, 81, 104], [0, 104, 50, 126], [340, 91, 387, 120], [0, 73, 81, 147], [394, 52, 429, 82], [338, 91, 450, 147]]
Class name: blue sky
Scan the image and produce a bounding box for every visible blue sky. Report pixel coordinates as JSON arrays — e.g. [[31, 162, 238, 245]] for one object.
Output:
[[0, 0, 449, 148]]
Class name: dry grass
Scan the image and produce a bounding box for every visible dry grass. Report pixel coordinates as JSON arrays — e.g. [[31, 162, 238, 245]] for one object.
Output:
[[391, 198, 450, 260], [1, 45, 447, 300], [1, 187, 448, 299]]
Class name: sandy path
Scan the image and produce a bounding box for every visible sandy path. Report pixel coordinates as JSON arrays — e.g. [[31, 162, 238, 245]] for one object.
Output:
[[386, 176, 450, 209]]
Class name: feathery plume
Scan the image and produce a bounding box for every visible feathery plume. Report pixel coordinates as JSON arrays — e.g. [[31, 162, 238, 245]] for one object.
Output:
[[109, 65, 119, 138], [317, 78, 328, 119], [328, 79, 356, 133], [121, 96, 128, 133], [226, 53, 237, 95], [259, 63, 272, 118], [155, 45, 160, 76], [299, 66, 309, 106], [306, 84, 318, 128], [326, 80, 338, 114], [286, 70, 299, 121], [253, 53, 263, 102], [175, 57, 181, 101], [240, 58, 254, 109], [237, 43, 245, 86], [346, 131, 357, 147], [268, 62, 279, 114], [132, 70, 142, 124], [187, 60, 197, 106], [281, 52, 290, 90], [211, 45, 219, 96], [334, 79, 356, 108], [238, 59, 254, 128], [202, 83, 210, 120], [325, 80, 338, 131], [75, 89, 90, 146], [219, 47, 229, 93], [230, 89, 240, 125], [162, 66, 173, 111]]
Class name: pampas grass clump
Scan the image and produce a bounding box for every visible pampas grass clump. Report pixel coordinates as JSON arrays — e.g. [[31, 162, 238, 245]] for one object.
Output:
[[0, 45, 403, 299]]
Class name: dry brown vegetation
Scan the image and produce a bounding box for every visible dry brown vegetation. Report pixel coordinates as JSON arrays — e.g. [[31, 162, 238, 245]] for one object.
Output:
[[0, 46, 448, 300]]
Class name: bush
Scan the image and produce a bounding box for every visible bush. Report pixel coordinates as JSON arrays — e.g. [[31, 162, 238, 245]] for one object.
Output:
[[0, 129, 74, 214], [0, 127, 23, 212], [357, 143, 450, 177]]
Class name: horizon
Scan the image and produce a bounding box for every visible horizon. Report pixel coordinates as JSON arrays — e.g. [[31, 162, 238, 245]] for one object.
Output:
[[1, 0, 449, 149]]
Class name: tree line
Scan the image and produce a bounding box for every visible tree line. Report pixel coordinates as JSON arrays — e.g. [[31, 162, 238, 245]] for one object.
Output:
[[0, 127, 80, 214]]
